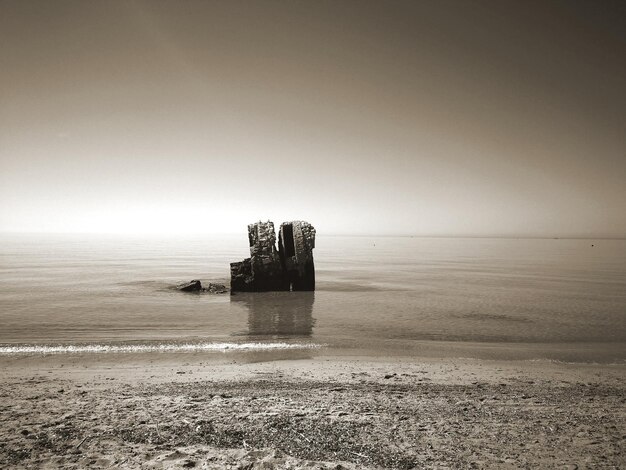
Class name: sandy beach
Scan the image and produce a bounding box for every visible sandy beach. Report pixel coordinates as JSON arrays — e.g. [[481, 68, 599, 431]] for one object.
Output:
[[1, 354, 624, 469]]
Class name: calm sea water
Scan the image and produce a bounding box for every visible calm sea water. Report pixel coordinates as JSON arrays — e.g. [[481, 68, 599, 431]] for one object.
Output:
[[1, 234, 625, 363]]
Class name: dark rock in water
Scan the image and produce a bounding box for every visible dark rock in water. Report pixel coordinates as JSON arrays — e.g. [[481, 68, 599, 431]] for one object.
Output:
[[205, 283, 228, 294], [278, 221, 316, 291], [248, 220, 289, 291], [230, 258, 254, 292], [230, 221, 287, 293], [177, 280, 202, 292], [230, 220, 316, 293], [176, 280, 228, 294]]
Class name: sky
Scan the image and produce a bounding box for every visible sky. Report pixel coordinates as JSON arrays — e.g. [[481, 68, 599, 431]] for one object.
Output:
[[1, 0, 625, 237]]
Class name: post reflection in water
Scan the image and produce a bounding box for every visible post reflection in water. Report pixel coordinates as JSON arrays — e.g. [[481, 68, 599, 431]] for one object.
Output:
[[231, 292, 315, 338]]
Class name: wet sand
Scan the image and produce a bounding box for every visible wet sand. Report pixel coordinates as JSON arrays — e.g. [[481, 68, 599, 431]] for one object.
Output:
[[1, 354, 625, 469]]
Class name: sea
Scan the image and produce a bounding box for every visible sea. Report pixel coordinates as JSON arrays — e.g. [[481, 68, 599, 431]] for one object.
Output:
[[1, 234, 625, 363]]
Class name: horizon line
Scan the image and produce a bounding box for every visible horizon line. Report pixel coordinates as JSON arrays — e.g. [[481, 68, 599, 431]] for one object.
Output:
[[0, 230, 624, 241]]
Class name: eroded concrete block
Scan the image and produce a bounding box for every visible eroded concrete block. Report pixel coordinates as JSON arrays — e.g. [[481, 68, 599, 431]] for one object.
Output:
[[278, 221, 316, 291], [230, 220, 316, 292]]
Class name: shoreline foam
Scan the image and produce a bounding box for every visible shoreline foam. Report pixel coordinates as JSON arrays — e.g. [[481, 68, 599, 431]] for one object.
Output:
[[0, 341, 324, 355]]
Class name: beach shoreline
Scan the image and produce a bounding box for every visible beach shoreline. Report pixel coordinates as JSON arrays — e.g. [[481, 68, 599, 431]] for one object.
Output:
[[1, 354, 624, 469]]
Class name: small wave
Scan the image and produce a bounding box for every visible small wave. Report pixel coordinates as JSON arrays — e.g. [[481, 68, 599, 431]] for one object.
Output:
[[0, 342, 324, 355], [526, 357, 626, 366]]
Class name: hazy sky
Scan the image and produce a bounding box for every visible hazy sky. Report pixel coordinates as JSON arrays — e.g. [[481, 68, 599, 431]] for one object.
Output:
[[1, 0, 625, 236]]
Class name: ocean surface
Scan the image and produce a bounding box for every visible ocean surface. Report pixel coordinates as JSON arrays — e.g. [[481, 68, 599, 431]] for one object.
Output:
[[1, 234, 625, 363]]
